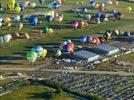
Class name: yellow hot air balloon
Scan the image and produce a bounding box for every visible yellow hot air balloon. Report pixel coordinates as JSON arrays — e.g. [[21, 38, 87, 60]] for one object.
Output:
[[15, 6, 21, 13], [8, 0, 16, 10], [40, 49, 47, 59], [4, 17, 11, 24], [126, 6, 132, 13], [48, 28, 54, 33]]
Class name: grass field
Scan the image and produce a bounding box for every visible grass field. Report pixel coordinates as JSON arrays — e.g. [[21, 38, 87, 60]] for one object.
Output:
[[0, 0, 134, 68], [0, 85, 77, 100]]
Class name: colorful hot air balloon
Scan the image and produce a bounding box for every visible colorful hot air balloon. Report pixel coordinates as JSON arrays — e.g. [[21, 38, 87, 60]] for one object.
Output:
[[27, 51, 38, 63], [40, 49, 47, 59], [32, 45, 43, 57]]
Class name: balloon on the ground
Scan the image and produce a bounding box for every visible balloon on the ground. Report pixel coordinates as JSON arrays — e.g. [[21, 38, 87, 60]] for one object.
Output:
[[8, 0, 16, 10], [46, 15, 54, 22], [17, 22, 23, 31], [48, 28, 54, 33], [0, 22, 2, 27], [40, 49, 47, 59], [0, 16, 3, 22], [32, 45, 43, 57], [3, 34, 12, 43], [15, 5, 21, 13], [126, 6, 132, 13], [29, 16, 38, 26], [4, 17, 11, 23], [27, 51, 38, 63], [49, 2, 61, 9], [19, 3, 25, 11], [0, 36, 4, 45], [39, 0, 45, 5], [30, 3, 36, 8], [55, 49, 62, 57], [43, 26, 49, 33]]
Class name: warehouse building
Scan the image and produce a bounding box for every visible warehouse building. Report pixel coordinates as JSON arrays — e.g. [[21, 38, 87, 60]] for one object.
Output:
[[96, 44, 120, 55], [73, 50, 100, 62]]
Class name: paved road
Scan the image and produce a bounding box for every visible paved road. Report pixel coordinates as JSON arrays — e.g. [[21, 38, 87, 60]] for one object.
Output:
[[1, 67, 134, 76]]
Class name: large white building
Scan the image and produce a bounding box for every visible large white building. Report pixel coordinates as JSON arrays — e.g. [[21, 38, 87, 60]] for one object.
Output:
[[73, 50, 100, 62], [96, 44, 120, 55]]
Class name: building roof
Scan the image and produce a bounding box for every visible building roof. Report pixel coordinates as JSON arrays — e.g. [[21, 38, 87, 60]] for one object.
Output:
[[96, 44, 119, 52], [74, 50, 99, 59]]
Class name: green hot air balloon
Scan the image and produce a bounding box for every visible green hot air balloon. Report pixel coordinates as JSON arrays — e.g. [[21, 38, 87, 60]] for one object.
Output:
[[43, 26, 49, 33], [27, 51, 38, 63], [55, 49, 62, 57]]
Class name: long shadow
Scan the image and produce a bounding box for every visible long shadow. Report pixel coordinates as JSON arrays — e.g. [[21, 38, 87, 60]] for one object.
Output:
[[0, 62, 22, 65], [0, 56, 25, 60], [27, 92, 52, 100]]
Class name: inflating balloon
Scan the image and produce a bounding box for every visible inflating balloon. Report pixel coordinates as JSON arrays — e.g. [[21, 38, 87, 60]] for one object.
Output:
[[0, 22, 2, 27], [48, 28, 54, 33], [126, 6, 132, 13], [0, 16, 3, 22], [55, 49, 62, 57], [29, 16, 38, 26], [4, 17, 11, 23], [32, 45, 43, 57], [27, 51, 38, 63], [43, 26, 49, 33], [30, 3, 36, 8], [3, 34, 12, 43], [15, 5, 21, 13], [49, 2, 61, 9], [39, 0, 45, 5], [0, 36, 4, 45], [17, 23, 23, 31], [40, 49, 47, 59]]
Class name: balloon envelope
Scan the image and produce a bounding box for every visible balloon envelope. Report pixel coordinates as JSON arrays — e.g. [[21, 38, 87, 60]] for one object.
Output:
[[0, 36, 4, 45], [4, 34, 12, 43], [43, 26, 49, 33], [55, 49, 62, 57], [27, 51, 38, 63], [29, 16, 38, 26], [40, 49, 47, 59], [32, 45, 43, 57], [49, 2, 61, 9]]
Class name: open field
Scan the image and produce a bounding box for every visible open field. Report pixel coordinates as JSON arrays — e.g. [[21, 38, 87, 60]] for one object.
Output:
[[0, 0, 134, 68]]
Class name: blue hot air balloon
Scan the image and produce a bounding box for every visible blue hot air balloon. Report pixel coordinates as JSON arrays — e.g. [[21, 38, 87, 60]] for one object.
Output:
[[29, 16, 38, 26], [45, 15, 54, 22], [32, 45, 43, 57], [49, 2, 61, 9]]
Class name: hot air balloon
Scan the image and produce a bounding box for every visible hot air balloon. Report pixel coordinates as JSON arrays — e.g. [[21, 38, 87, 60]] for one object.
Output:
[[17, 22, 23, 31], [99, 3, 105, 12], [89, 0, 95, 7], [15, 5, 21, 13], [27, 51, 38, 63], [0, 16, 3, 22], [4, 17, 11, 24], [39, 0, 45, 5], [55, 49, 62, 57], [63, 41, 74, 53], [126, 6, 132, 13], [40, 49, 47, 59], [48, 28, 54, 33], [80, 35, 87, 43], [29, 15, 38, 26], [0, 36, 4, 45], [32, 45, 43, 57], [123, 31, 130, 37], [8, 0, 16, 10], [30, 3, 36, 8], [49, 1, 61, 9], [45, 15, 54, 22], [43, 26, 49, 33], [3, 34, 12, 43], [0, 22, 2, 27], [19, 3, 25, 11]]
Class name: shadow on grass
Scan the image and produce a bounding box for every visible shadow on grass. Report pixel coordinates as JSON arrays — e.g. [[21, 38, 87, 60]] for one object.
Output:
[[0, 62, 23, 65], [28, 92, 52, 100], [0, 56, 25, 60]]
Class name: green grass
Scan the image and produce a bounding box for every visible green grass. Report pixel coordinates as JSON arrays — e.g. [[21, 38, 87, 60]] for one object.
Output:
[[0, 85, 77, 100], [0, 0, 134, 67]]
